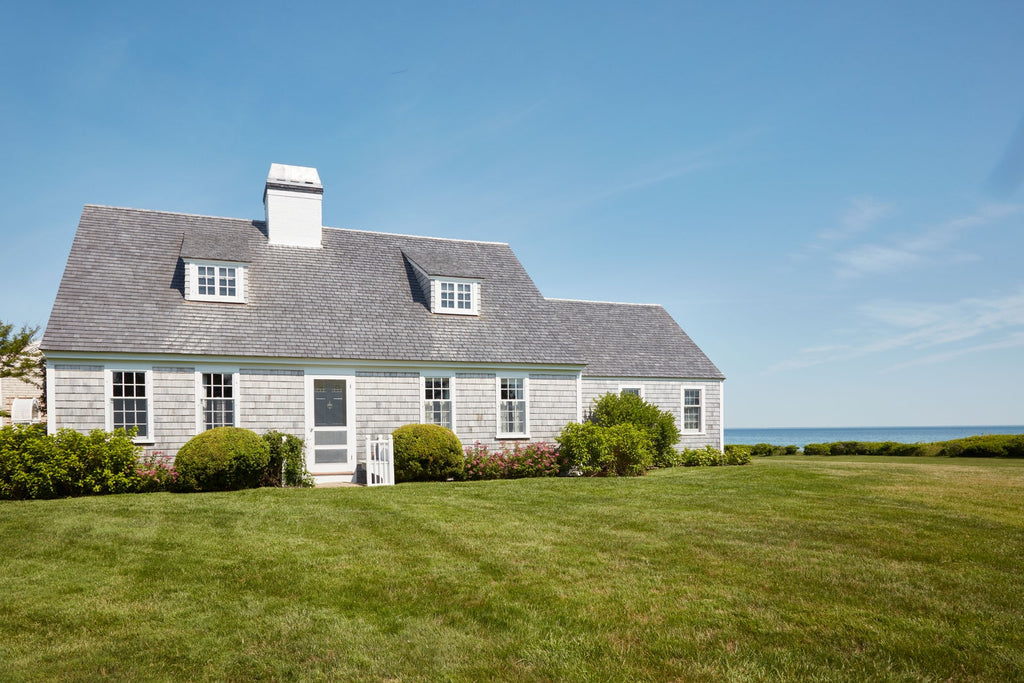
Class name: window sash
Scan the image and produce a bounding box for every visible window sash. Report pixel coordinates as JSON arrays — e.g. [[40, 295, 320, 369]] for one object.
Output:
[[202, 372, 235, 430], [498, 377, 527, 435], [440, 282, 455, 308], [111, 371, 149, 437], [457, 283, 472, 309], [218, 267, 237, 297], [683, 388, 702, 431], [198, 266, 217, 296], [423, 377, 452, 429]]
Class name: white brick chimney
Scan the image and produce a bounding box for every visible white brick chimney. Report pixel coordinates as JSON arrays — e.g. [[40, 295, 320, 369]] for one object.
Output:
[[263, 163, 323, 248]]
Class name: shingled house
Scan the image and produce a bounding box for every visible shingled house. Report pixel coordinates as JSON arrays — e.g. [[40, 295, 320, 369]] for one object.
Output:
[[41, 164, 724, 483]]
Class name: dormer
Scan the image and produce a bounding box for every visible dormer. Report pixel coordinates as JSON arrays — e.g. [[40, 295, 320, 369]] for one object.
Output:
[[180, 228, 251, 304], [403, 248, 483, 316], [263, 163, 323, 248]]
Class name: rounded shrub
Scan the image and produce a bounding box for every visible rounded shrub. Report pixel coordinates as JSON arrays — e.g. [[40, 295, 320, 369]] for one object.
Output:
[[392, 424, 464, 482], [174, 427, 270, 492]]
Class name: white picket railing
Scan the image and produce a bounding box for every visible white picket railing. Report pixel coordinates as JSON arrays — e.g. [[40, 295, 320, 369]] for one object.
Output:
[[364, 434, 395, 487]]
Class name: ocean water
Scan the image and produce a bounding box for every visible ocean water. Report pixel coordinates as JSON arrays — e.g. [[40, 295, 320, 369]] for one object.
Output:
[[724, 425, 1024, 448]]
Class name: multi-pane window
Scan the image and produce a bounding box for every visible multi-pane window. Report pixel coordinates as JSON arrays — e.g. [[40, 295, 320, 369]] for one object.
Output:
[[436, 280, 477, 314], [189, 262, 244, 302], [112, 371, 149, 437], [683, 388, 702, 431], [423, 377, 452, 429], [499, 377, 527, 435], [621, 387, 642, 397], [202, 373, 235, 430]]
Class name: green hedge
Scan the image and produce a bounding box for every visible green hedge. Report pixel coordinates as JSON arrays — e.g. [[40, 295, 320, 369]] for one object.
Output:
[[682, 445, 750, 467], [392, 424, 464, 482], [938, 434, 1024, 458], [0, 424, 142, 500], [802, 441, 928, 456]]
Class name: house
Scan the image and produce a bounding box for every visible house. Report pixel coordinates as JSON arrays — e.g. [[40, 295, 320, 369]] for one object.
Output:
[[1, 343, 43, 427], [41, 164, 724, 483]]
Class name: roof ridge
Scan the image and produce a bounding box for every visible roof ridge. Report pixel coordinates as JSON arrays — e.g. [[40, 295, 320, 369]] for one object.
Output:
[[84, 204, 259, 224], [82, 205, 509, 246], [325, 224, 509, 246], [546, 297, 663, 307]]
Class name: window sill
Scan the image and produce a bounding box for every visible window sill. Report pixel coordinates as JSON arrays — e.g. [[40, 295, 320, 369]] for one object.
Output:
[[132, 438, 157, 445], [495, 433, 530, 440]]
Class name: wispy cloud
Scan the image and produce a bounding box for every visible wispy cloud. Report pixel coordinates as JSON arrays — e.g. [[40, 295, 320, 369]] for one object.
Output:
[[819, 196, 891, 242], [764, 288, 1024, 375], [791, 196, 891, 263], [834, 203, 1020, 278]]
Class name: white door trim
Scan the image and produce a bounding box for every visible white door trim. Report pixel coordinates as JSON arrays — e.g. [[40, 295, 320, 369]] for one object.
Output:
[[304, 371, 357, 476]]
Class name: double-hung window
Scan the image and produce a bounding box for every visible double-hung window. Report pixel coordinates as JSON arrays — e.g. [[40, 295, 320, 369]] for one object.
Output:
[[423, 376, 453, 430], [498, 376, 528, 437], [109, 370, 152, 440], [682, 387, 703, 432], [201, 372, 236, 430]]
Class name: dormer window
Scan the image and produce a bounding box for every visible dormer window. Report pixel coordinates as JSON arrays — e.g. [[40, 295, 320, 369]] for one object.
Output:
[[440, 282, 473, 311], [184, 260, 247, 303], [402, 248, 483, 316], [434, 279, 479, 315]]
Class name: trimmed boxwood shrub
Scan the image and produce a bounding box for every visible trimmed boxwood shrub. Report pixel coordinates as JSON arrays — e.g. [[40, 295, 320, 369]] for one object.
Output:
[[590, 392, 680, 467], [392, 424, 464, 482], [174, 427, 271, 492]]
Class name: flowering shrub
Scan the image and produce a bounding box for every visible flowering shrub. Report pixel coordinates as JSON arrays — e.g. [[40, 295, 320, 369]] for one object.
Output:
[[464, 442, 505, 480], [463, 442, 562, 480], [136, 451, 179, 492]]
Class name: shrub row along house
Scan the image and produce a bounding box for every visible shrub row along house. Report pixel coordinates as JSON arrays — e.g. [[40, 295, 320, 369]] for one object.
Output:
[[41, 164, 724, 484]]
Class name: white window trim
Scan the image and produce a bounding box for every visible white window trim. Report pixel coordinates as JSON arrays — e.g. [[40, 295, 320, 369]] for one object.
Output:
[[495, 373, 530, 439], [681, 384, 705, 434], [431, 277, 481, 316], [420, 371, 456, 433], [194, 368, 240, 434], [184, 259, 248, 303], [104, 366, 155, 444], [619, 384, 645, 398]]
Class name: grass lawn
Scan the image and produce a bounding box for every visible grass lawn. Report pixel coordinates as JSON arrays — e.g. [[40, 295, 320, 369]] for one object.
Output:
[[1, 457, 1022, 681]]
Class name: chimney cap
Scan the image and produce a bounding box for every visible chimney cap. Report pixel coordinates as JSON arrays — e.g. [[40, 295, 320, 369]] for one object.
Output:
[[266, 163, 322, 192]]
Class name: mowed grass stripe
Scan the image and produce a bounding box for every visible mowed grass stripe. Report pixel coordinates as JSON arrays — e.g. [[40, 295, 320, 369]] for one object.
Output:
[[0, 457, 1021, 681]]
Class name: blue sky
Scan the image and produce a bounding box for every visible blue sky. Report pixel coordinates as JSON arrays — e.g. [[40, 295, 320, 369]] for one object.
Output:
[[2, 1, 1022, 427]]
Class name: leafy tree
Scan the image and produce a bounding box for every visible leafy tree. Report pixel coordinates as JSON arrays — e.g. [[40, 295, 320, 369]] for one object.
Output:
[[1, 322, 42, 418]]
